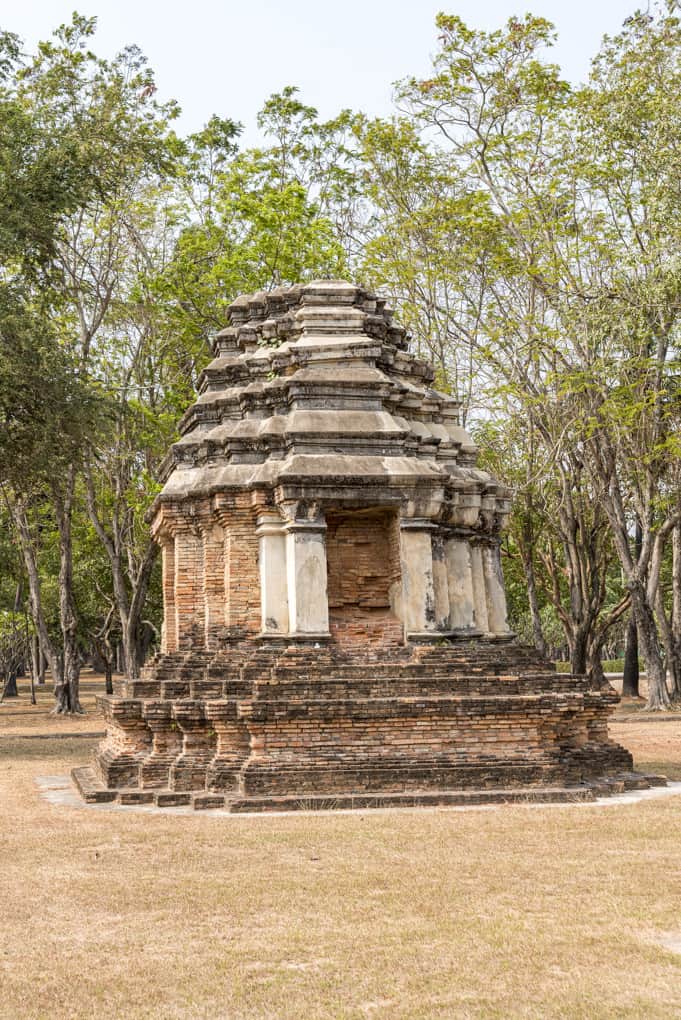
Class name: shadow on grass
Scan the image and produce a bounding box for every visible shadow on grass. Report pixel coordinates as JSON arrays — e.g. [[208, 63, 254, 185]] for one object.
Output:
[[0, 736, 99, 762]]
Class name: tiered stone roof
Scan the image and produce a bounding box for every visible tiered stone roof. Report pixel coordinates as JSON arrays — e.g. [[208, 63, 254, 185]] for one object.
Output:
[[159, 280, 509, 532]]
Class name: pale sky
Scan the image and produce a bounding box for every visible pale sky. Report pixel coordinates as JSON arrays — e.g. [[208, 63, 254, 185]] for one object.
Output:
[[7, 0, 639, 143]]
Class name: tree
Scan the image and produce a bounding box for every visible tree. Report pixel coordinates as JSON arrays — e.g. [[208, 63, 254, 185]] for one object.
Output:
[[389, 8, 681, 707], [0, 14, 178, 710], [157, 90, 358, 356], [0, 611, 29, 702]]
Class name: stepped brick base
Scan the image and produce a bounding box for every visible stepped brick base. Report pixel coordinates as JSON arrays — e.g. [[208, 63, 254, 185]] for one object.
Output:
[[72, 638, 660, 812]]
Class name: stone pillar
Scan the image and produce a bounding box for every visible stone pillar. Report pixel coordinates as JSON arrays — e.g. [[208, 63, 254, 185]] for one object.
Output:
[[399, 519, 438, 637], [205, 700, 250, 793], [469, 541, 489, 635], [169, 700, 216, 791], [256, 512, 289, 635], [202, 519, 226, 648], [445, 536, 477, 632], [431, 532, 451, 631], [174, 524, 205, 649], [160, 532, 177, 653], [482, 541, 511, 636], [96, 699, 151, 788], [284, 510, 329, 637], [140, 701, 182, 789]]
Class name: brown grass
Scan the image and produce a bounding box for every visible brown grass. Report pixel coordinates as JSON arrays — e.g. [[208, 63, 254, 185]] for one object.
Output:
[[1, 681, 681, 1019], [0, 670, 107, 735]]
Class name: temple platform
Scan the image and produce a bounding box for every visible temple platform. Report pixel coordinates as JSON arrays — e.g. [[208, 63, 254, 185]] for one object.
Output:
[[72, 639, 659, 811]]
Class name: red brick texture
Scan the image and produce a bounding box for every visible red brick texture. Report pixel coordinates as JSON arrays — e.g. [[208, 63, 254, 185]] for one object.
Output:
[[326, 509, 399, 610], [326, 509, 404, 648], [89, 639, 641, 810]]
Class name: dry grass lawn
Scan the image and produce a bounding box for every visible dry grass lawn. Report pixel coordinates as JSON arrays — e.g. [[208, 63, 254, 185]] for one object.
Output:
[[0, 671, 106, 735], [1, 679, 681, 1019]]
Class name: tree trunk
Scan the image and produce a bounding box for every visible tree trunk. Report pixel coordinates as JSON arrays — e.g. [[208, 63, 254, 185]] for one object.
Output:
[[587, 635, 606, 687], [595, 481, 669, 710], [623, 519, 642, 699], [1, 672, 18, 699], [116, 540, 158, 678], [655, 582, 674, 695], [124, 542, 158, 677], [522, 549, 547, 657], [94, 636, 115, 696], [105, 661, 113, 696], [622, 614, 640, 698], [55, 626, 82, 714], [7, 498, 62, 689], [568, 625, 589, 676], [29, 634, 40, 705], [670, 522, 681, 700], [632, 585, 671, 710], [53, 471, 83, 714], [83, 464, 158, 679]]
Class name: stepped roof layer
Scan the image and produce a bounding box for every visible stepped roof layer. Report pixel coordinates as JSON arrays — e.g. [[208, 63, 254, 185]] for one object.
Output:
[[157, 280, 510, 520]]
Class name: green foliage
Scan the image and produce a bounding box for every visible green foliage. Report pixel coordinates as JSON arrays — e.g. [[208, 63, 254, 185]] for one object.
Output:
[[157, 90, 355, 368], [0, 289, 107, 488]]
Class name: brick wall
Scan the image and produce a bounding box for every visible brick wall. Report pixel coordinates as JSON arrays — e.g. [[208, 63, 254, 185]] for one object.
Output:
[[161, 497, 262, 651], [326, 509, 400, 609], [329, 607, 405, 647], [202, 521, 226, 648], [326, 509, 403, 647], [221, 497, 261, 636], [161, 537, 176, 653], [175, 527, 205, 649]]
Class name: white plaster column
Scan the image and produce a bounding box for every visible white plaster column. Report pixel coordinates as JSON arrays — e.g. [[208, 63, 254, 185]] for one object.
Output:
[[256, 512, 289, 635], [399, 519, 438, 637], [482, 541, 511, 636], [285, 518, 329, 636], [431, 532, 451, 631], [469, 542, 489, 635], [445, 536, 476, 632]]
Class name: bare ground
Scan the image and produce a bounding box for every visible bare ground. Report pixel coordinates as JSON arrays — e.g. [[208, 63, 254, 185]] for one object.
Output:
[[1, 678, 681, 1019]]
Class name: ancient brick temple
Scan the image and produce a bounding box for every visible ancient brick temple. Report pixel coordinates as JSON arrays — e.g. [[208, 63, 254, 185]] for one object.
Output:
[[74, 280, 658, 811]]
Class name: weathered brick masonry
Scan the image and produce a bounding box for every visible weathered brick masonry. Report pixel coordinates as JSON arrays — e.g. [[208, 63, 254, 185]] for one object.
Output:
[[73, 280, 658, 811]]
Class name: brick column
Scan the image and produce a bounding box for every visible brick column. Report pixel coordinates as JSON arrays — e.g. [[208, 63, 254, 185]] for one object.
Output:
[[174, 524, 205, 649], [205, 700, 250, 792], [96, 699, 151, 788], [159, 532, 177, 653], [445, 535, 477, 632], [256, 511, 289, 635], [169, 700, 215, 791], [399, 519, 438, 638], [140, 701, 182, 788], [202, 519, 226, 648]]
